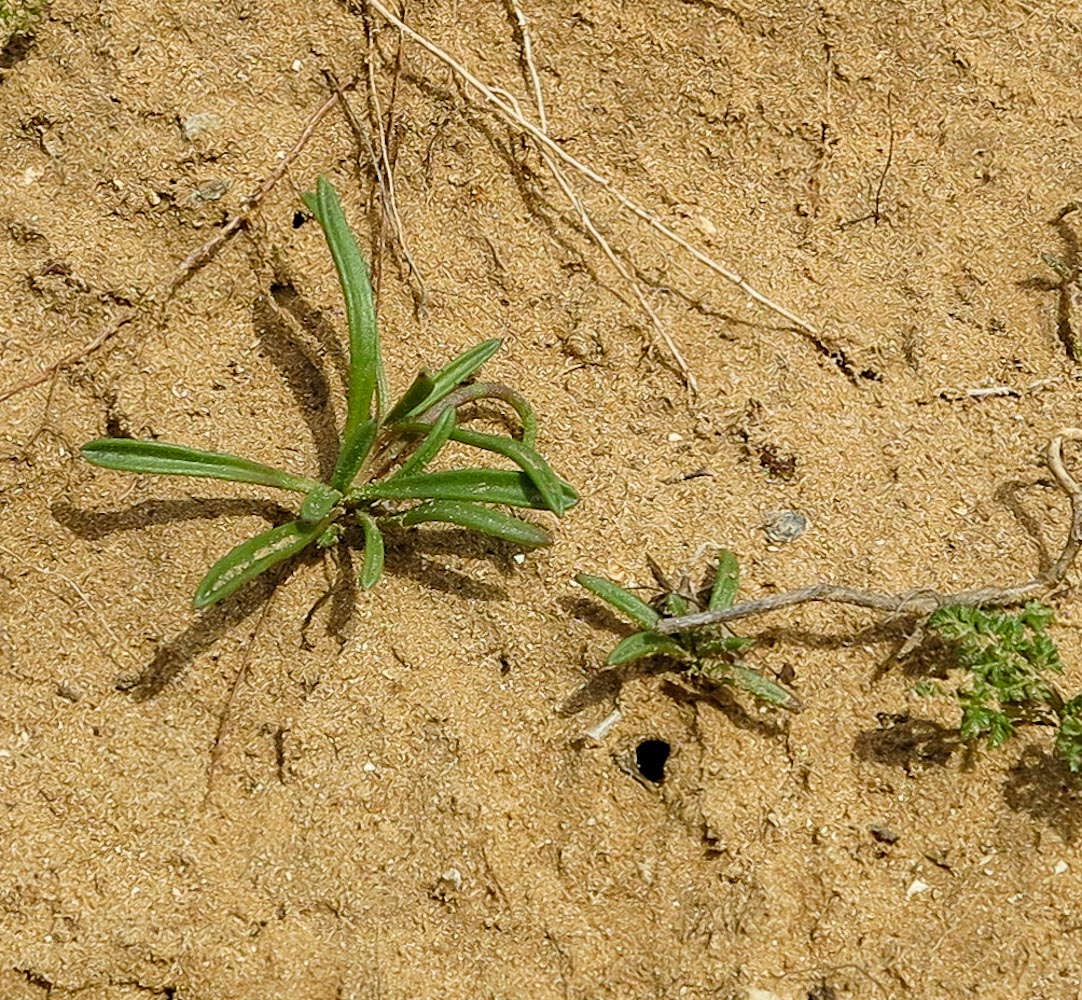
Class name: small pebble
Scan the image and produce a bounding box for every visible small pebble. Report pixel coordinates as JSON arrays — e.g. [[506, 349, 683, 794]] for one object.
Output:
[[183, 112, 223, 141], [870, 822, 899, 845], [191, 178, 232, 203], [906, 878, 930, 898], [764, 510, 808, 544]]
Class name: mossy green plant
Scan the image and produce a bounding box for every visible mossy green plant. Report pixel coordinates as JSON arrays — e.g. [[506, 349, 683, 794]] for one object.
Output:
[[0, 0, 47, 48], [82, 178, 577, 608], [925, 602, 1082, 771]]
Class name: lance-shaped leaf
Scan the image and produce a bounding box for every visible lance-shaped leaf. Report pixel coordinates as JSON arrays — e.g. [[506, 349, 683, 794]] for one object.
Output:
[[728, 664, 802, 712], [390, 407, 456, 481], [82, 439, 318, 494], [357, 468, 576, 510], [383, 371, 437, 425], [302, 178, 387, 429], [355, 511, 385, 589], [330, 417, 378, 492], [606, 630, 690, 666], [298, 483, 342, 524], [444, 425, 574, 514], [574, 574, 660, 630], [194, 518, 327, 608], [709, 549, 741, 611], [386, 338, 503, 422], [401, 499, 551, 547], [659, 591, 691, 617]]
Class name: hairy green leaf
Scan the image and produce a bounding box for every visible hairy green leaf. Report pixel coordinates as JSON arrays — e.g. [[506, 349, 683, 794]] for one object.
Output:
[[606, 630, 689, 666], [400, 499, 551, 547], [384, 371, 436, 424], [81, 439, 317, 493], [303, 178, 387, 428], [415, 423, 575, 514], [331, 418, 378, 491], [390, 407, 456, 481], [194, 518, 326, 608], [708, 549, 740, 611], [299, 483, 343, 524], [728, 664, 802, 711], [355, 511, 385, 589], [659, 592, 690, 617], [574, 573, 660, 630], [396, 339, 503, 419], [357, 468, 574, 509]]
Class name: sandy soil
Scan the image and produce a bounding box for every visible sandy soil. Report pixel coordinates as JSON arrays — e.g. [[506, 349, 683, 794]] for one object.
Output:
[[3, 1, 1082, 997]]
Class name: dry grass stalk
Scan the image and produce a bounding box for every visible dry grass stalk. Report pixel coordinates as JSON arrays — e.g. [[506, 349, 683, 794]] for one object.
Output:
[[658, 429, 1082, 634], [365, 0, 820, 348]]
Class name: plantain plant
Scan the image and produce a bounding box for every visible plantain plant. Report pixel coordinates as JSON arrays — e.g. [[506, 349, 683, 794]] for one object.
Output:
[[575, 550, 801, 712], [82, 178, 577, 608]]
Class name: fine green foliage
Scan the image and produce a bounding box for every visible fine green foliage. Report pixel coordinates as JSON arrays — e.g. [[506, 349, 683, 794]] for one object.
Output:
[[0, 0, 47, 46], [575, 549, 801, 712], [927, 602, 1082, 770], [82, 178, 577, 608]]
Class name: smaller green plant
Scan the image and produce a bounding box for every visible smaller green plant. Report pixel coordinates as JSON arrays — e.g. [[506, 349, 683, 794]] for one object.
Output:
[[926, 602, 1082, 771], [0, 0, 47, 46], [82, 178, 577, 608], [575, 550, 801, 712]]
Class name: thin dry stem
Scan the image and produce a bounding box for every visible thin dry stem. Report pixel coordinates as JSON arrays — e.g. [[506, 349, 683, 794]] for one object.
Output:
[[365, 0, 819, 339], [657, 429, 1082, 634], [492, 85, 697, 390], [506, 0, 547, 132], [326, 69, 428, 312]]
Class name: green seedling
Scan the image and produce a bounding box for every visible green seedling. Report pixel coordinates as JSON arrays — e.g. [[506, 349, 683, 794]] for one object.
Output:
[[924, 602, 1082, 771], [1, 0, 47, 47], [82, 178, 577, 608], [575, 550, 801, 712]]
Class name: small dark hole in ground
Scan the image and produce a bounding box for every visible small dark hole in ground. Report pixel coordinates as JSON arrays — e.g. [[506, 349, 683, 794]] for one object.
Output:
[[292, 210, 307, 228], [636, 739, 670, 783]]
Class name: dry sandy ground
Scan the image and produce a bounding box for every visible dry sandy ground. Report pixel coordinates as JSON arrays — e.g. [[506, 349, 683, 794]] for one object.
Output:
[[3, 1, 1082, 997]]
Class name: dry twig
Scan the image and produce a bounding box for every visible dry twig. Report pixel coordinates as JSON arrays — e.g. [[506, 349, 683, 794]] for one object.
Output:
[[657, 429, 1082, 634], [364, 1, 820, 360]]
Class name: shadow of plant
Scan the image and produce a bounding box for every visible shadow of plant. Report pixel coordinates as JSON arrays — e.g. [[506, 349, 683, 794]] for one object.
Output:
[[1003, 746, 1082, 843], [853, 713, 961, 773]]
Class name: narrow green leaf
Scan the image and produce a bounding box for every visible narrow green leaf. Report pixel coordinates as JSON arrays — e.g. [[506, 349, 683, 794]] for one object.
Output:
[[574, 573, 660, 630], [445, 426, 576, 514], [606, 630, 690, 666], [355, 511, 385, 589], [390, 407, 456, 480], [302, 178, 387, 429], [384, 371, 436, 424], [708, 549, 740, 611], [660, 592, 690, 617], [400, 500, 552, 547], [730, 664, 802, 712], [298, 483, 342, 524], [81, 438, 318, 493], [330, 417, 378, 491], [397, 339, 503, 419], [194, 518, 326, 608], [357, 468, 575, 509]]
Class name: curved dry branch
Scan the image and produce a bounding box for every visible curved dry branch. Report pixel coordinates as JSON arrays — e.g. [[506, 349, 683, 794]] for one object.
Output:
[[657, 429, 1082, 634]]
